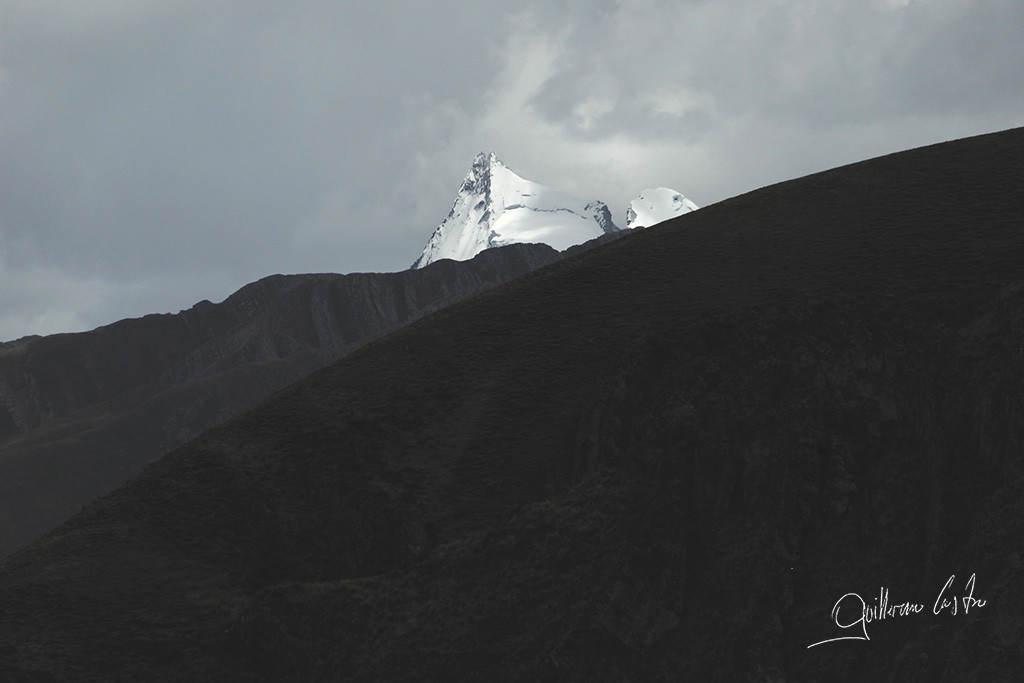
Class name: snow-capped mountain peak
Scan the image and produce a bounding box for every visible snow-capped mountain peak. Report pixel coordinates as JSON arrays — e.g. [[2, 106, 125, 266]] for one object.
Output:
[[626, 188, 699, 229], [411, 153, 620, 269]]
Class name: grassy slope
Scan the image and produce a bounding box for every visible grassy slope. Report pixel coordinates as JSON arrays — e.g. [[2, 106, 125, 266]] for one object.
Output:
[[0, 127, 1022, 681]]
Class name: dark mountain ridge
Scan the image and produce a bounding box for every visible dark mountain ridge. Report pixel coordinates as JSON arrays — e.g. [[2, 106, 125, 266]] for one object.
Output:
[[0, 241, 583, 559], [0, 127, 1022, 680]]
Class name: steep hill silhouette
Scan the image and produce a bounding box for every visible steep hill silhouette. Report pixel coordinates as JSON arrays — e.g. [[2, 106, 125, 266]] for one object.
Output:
[[0, 127, 1022, 681]]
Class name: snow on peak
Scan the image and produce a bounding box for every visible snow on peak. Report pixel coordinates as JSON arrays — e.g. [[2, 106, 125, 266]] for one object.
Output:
[[411, 153, 620, 269], [626, 187, 699, 230]]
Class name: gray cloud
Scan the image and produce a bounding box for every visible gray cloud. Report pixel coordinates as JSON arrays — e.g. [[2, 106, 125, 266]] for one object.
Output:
[[1, 0, 1022, 341]]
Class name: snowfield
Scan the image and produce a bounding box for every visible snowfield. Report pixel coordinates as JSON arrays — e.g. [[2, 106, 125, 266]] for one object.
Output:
[[412, 153, 619, 268]]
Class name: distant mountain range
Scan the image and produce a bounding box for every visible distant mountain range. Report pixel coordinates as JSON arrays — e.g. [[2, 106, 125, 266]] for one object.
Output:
[[0, 150, 686, 561], [411, 152, 696, 268], [1, 127, 1021, 681], [0, 240, 612, 560]]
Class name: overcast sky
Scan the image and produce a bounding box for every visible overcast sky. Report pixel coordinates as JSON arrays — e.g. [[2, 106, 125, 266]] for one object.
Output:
[[1, 0, 1022, 341]]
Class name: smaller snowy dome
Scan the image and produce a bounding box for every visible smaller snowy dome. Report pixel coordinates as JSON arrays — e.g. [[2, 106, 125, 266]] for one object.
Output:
[[626, 187, 698, 229]]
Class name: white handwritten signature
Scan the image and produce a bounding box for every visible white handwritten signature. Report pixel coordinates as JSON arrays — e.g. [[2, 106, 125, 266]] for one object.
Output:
[[807, 573, 986, 648]]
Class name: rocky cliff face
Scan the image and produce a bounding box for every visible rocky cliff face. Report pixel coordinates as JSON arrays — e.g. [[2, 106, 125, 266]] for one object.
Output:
[[0, 240, 575, 559]]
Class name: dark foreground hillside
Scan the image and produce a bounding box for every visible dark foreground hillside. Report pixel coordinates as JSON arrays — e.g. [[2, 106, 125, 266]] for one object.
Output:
[[1, 127, 1023, 681]]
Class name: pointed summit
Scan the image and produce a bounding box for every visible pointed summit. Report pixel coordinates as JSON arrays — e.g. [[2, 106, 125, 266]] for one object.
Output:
[[455, 151, 500, 201], [469, 151, 498, 176], [411, 153, 620, 269]]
